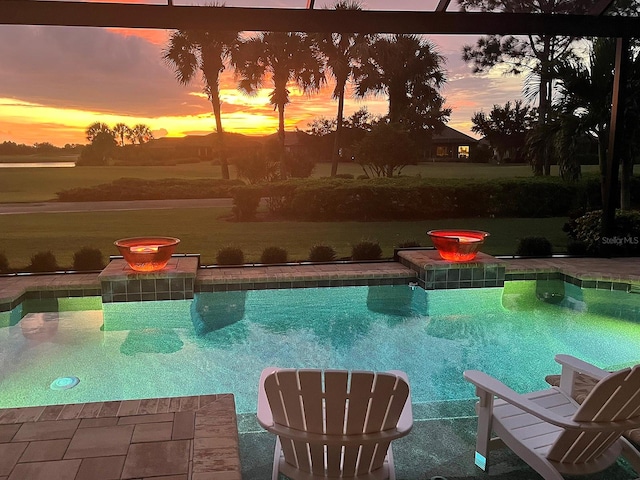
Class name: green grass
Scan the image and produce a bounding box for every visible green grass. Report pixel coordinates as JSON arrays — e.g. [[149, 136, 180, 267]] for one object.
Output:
[[0, 207, 569, 268], [0, 161, 601, 203]]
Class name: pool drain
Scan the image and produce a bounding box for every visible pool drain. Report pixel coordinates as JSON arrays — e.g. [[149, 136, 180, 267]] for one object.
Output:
[[50, 376, 80, 390]]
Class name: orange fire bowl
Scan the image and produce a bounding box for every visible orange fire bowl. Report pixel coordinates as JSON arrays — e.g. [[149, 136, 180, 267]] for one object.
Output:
[[427, 230, 490, 262], [114, 237, 180, 272]]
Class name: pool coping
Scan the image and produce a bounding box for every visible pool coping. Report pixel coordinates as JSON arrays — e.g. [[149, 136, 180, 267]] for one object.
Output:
[[0, 394, 240, 480], [2, 253, 640, 311]]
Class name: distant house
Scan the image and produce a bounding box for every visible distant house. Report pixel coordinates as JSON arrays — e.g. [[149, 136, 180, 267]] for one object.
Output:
[[427, 125, 479, 162]]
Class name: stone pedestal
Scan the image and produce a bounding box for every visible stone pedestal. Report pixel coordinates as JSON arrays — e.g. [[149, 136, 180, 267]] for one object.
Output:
[[99, 256, 199, 303], [397, 249, 506, 290]]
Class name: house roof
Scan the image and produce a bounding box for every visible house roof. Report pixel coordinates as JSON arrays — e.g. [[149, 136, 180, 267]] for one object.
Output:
[[0, 0, 637, 36], [432, 125, 478, 145]]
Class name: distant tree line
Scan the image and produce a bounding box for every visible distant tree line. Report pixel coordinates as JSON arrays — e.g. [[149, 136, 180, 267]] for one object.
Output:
[[78, 121, 154, 166], [0, 141, 82, 156]]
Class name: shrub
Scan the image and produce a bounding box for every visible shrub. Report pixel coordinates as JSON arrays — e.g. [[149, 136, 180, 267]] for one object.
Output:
[[351, 241, 382, 261], [216, 247, 245, 266], [354, 123, 417, 178], [231, 186, 263, 221], [334, 173, 354, 179], [56, 178, 242, 202], [566, 240, 588, 256], [308, 244, 336, 263], [260, 246, 288, 264], [73, 247, 105, 271], [29, 251, 59, 273], [564, 209, 640, 256], [516, 237, 553, 257], [281, 152, 315, 179], [0, 252, 9, 273]]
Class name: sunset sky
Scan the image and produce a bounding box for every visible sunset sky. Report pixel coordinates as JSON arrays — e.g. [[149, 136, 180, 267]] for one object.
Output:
[[0, 0, 525, 147]]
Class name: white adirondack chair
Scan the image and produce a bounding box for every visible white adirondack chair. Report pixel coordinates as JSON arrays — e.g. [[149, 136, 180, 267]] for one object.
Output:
[[257, 368, 413, 480], [464, 354, 640, 480]]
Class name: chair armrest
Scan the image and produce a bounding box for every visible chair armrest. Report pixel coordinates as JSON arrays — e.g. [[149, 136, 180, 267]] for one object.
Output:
[[555, 354, 609, 381], [464, 370, 581, 429], [388, 370, 413, 432], [256, 366, 279, 429]]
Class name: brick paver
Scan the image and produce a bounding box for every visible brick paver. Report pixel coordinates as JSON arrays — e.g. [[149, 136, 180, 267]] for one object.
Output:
[[0, 395, 240, 480]]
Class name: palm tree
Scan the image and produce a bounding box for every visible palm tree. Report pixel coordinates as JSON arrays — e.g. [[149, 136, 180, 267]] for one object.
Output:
[[234, 31, 325, 151], [552, 37, 640, 207], [164, 27, 239, 179], [314, 0, 372, 177], [85, 122, 112, 143], [354, 34, 450, 140], [129, 124, 154, 145], [113, 123, 131, 147]]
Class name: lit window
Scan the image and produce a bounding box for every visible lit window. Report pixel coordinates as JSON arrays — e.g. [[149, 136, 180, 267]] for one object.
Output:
[[458, 145, 470, 158]]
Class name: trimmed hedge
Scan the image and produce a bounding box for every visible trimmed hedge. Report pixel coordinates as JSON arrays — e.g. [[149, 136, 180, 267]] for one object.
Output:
[[256, 176, 604, 220], [56, 177, 243, 202]]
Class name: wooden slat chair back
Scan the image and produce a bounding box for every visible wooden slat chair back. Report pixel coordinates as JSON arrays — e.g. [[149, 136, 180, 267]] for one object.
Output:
[[547, 365, 640, 464], [263, 369, 410, 478]]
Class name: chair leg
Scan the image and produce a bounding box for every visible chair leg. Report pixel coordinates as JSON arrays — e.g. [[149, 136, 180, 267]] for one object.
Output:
[[272, 436, 282, 480], [474, 390, 494, 472], [621, 437, 640, 474], [387, 445, 396, 480]]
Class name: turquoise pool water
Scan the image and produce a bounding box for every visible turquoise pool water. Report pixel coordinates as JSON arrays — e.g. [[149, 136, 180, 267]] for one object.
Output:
[[1, 282, 639, 413]]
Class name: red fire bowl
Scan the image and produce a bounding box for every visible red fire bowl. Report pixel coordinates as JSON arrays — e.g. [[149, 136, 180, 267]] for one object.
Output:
[[114, 237, 180, 272], [427, 230, 490, 262]]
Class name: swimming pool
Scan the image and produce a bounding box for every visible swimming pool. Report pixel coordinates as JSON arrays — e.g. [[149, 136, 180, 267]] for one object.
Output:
[[1, 282, 639, 413]]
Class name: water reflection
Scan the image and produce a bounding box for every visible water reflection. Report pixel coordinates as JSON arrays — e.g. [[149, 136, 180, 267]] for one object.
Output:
[[190, 292, 249, 347]]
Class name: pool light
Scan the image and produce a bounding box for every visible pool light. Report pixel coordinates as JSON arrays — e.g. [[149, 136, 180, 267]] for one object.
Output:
[[50, 376, 80, 390], [114, 236, 180, 272]]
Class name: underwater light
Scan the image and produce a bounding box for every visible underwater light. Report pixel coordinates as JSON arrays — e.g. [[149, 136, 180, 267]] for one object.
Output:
[[50, 376, 80, 390]]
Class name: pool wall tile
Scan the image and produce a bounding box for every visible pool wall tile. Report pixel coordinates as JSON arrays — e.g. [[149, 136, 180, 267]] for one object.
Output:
[[99, 258, 198, 303]]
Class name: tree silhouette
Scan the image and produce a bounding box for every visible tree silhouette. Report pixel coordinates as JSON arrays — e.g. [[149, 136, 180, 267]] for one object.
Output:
[[164, 27, 239, 179], [314, 0, 372, 176], [85, 122, 112, 143], [129, 124, 154, 145], [551, 38, 640, 205], [235, 31, 325, 151], [113, 123, 132, 147], [471, 100, 535, 163], [459, 0, 593, 176], [355, 34, 450, 135]]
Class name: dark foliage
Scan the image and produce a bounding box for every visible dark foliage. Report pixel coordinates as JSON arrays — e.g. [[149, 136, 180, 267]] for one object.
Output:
[[564, 209, 640, 256], [308, 244, 337, 262], [73, 247, 105, 271], [56, 178, 243, 202], [351, 241, 382, 261], [516, 237, 553, 257], [232, 186, 264, 221], [260, 246, 288, 264], [216, 247, 245, 265], [0, 252, 9, 273], [29, 251, 59, 273]]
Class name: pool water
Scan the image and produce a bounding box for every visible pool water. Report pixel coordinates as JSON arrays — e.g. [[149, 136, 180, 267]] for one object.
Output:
[[1, 282, 639, 413]]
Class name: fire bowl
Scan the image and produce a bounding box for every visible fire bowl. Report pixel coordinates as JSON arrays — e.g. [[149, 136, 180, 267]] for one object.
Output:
[[114, 237, 180, 272], [427, 230, 490, 262]]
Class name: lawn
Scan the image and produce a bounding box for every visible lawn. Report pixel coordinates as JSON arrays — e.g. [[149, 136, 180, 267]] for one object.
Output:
[[0, 207, 570, 268], [0, 161, 581, 269]]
